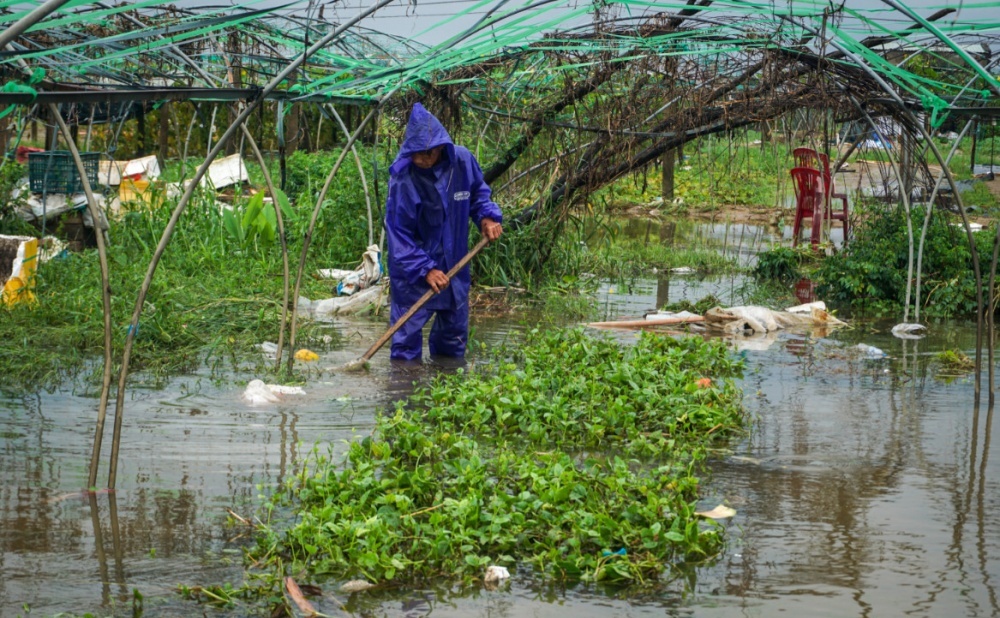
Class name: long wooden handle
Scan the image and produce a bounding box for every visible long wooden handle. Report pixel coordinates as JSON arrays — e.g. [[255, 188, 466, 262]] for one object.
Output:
[[587, 315, 705, 329], [360, 236, 491, 362]]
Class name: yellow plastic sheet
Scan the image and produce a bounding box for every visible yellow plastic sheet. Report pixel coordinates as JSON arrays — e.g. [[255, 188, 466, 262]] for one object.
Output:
[[2, 236, 38, 307]]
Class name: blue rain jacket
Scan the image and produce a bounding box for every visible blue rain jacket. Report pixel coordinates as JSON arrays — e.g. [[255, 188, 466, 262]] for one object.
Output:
[[385, 103, 502, 310]]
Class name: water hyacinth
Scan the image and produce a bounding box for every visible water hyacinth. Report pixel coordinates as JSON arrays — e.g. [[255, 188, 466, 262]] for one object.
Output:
[[254, 329, 745, 585]]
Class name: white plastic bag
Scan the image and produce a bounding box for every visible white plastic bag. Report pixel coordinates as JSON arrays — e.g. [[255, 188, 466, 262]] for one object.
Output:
[[336, 245, 382, 296], [242, 379, 306, 405]]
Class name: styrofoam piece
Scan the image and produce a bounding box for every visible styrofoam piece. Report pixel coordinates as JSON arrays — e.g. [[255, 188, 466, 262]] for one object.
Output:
[[0, 236, 38, 307], [123, 155, 161, 180], [98, 155, 162, 186], [201, 154, 248, 189]]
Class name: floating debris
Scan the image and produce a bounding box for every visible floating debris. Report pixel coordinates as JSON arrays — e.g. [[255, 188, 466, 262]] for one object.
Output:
[[294, 349, 320, 362], [891, 323, 927, 339], [856, 343, 887, 359], [340, 579, 376, 593], [242, 379, 305, 405], [695, 505, 737, 519], [484, 565, 510, 583]]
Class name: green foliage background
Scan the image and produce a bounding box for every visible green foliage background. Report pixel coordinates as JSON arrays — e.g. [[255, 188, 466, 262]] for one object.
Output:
[[815, 206, 992, 317]]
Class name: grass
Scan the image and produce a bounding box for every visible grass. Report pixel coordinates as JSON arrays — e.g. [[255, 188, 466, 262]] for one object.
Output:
[[582, 238, 737, 280], [589, 132, 794, 211], [0, 184, 346, 393], [235, 328, 744, 615]]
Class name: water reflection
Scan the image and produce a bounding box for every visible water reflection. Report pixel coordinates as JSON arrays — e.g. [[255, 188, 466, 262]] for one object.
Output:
[[700, 324, 1000, 618]]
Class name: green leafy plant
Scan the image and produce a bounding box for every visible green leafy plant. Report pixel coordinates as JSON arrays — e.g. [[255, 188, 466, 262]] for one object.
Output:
[[250, 329, 745, 589], [222, 188, 294, 249], [0, 161, 33, 235], [936, 349, 974, 373], [661, 295, 724, 314], [752, 246, 808, 283], [815, 205, 991, 317]]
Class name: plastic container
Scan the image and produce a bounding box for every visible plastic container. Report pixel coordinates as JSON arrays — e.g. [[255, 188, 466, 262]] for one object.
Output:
[[28, 151, 100, 194]]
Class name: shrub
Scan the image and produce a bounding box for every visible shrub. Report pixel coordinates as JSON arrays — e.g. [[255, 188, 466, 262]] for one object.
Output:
[[814, 206, 991, 317]]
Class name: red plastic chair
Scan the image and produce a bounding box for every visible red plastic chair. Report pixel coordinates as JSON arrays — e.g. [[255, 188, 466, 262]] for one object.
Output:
[[793, 147, 819, 169], [789, 166, 825, 248], [791, 148, 850, 244]]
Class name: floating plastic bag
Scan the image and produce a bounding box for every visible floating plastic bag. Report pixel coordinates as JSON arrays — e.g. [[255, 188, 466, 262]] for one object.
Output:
[[892, 323, 926, 340], [314, 283, 387, 317], [294, 349, 319, 362], [242, 379, 306, 405], [856, 343, 887, 359], [340, 579, 376, 593]]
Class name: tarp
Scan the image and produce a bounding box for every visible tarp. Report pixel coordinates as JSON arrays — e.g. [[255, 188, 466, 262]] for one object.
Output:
[[1, 235, 38, 307]]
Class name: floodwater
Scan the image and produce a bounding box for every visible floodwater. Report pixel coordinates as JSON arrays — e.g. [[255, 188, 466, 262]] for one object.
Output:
[[3, 220, 999, 618]]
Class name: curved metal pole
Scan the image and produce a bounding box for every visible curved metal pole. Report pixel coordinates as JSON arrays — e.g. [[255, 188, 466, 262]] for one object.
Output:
[[0, 0, 72, 48], [286, 104, 381, 374], [206, 105, 218, 157], [209, 36, 293, 369], [323, 103, 374, 246], [872, 2, 1000, 398], [915, 118, 973, 321], [106, 0, 398, 489], [48, 104, 114, 489], [105, 3, 293, 368], [912, 59, 998, 322], [851, 100, 915, 322]]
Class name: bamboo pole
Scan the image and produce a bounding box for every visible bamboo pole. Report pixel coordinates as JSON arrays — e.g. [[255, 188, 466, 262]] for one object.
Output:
[[285, 104, 381, 374], [243, 133, 292, 370], [588, 316, 705, 329], [324, 103, 375, 246], [915, 119, 974, 321], [853, 104, 915, 322], [49, 104, 114, 489], [209, 32, 293, 368]]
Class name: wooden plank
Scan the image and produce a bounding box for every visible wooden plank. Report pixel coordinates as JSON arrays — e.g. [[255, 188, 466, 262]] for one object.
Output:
[[587, 315, 705, 329]]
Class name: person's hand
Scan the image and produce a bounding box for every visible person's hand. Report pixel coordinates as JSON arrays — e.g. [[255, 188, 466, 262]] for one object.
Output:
[[425, 269, 450, 293], [481, 218, 503, 242]]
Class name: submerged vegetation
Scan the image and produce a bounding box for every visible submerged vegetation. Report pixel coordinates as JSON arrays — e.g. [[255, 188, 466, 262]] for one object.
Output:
[[593, 132, 794, 212], [750, 202, 999, 319], [236, 329, 744, 610], [815, 206, 993, 318]]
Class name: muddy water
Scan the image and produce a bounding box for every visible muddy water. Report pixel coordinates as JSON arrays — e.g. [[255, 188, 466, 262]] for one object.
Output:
[[3, 223, 999, 617]]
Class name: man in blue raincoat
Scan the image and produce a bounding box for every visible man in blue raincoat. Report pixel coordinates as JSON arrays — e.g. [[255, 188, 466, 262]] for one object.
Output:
[[384, 103, 503, 360]]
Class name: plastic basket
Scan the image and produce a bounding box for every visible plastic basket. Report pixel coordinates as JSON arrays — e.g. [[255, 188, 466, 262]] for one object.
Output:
[[28, 151, 100, 194]]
